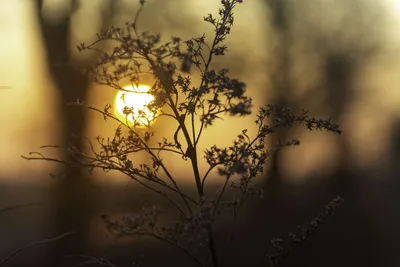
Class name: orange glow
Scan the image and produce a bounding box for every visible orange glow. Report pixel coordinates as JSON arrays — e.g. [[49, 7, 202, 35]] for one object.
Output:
[[114, 85, 158, 127]]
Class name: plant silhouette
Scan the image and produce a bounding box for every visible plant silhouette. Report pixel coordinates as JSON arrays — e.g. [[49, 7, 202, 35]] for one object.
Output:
[[24, 1, 343, 266]]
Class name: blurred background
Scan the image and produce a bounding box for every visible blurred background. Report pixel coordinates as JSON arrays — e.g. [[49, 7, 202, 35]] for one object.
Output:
[[1, 0, 400, 266]]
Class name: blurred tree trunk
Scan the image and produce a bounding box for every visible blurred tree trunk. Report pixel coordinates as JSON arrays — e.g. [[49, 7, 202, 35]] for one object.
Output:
[[264, 0, 292, 192], [322, 52, 355, 197], [34, 0, 118, 265], [263, 0, 376, 194], [35, 0, 90, 264]]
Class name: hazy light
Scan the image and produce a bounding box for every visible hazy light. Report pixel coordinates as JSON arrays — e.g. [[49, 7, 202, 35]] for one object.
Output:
[[395, 0, 400, 11], [114, 85, 158, 127]]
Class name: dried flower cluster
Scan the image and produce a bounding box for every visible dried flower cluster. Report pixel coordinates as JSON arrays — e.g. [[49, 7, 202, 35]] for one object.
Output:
[[23, 1, 343, 266], [266, 196, 344, 266]]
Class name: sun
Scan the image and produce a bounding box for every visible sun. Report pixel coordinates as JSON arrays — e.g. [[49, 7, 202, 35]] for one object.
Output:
[[114, 84, 158, 127]]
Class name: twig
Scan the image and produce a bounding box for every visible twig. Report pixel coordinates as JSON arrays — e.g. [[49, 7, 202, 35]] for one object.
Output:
[[65, 254, 117, 267], [0, 232, 75, 266], [0, 202, 43, 216]]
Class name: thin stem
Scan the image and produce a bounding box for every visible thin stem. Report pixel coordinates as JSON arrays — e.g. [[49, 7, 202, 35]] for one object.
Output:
[[201, 163, 220, 191], [64, 254, 117, 267], [0, 232, 75, 267], [132, 2, 145, 38], [206, 228, 218, 267], [143, 55, 205, 199], [195, 103, 206, 146], [120, 170, 187, 216], [68, 101, 194, 214], [122, 147, 184, 156], [21, 154, 197, 207], [214, 134, 263, 215], [146, 52, 220, 267], [0, 202, 43, 216], [116, 231, 205, 267], [151, 233, 205, 267], [192, 108, 196, 149], [214, 173, 233, 214]]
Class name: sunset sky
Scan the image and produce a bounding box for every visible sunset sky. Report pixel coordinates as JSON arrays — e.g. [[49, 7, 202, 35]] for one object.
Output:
[[2, 2, 400, 267], [1, 0, 400, 185]]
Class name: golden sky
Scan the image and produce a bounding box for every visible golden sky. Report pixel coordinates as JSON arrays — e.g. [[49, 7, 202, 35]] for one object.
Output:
[[1, 0, 400, 186]]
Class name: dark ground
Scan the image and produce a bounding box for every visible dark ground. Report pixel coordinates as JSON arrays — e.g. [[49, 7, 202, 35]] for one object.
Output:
[[1, 164, 399, 267]]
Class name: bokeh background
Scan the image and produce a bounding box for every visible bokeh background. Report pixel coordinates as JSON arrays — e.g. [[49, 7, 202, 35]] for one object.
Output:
[[1, 0, 400, 266]]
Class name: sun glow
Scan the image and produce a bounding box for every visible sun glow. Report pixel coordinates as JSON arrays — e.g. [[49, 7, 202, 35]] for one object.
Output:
[[395, 0, 400, 11], [114, 85, 158, 127]]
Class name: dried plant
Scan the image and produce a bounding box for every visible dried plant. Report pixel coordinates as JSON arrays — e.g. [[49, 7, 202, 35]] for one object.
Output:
[[265, 196, 344, 266], [23, 1, 343, 266]]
